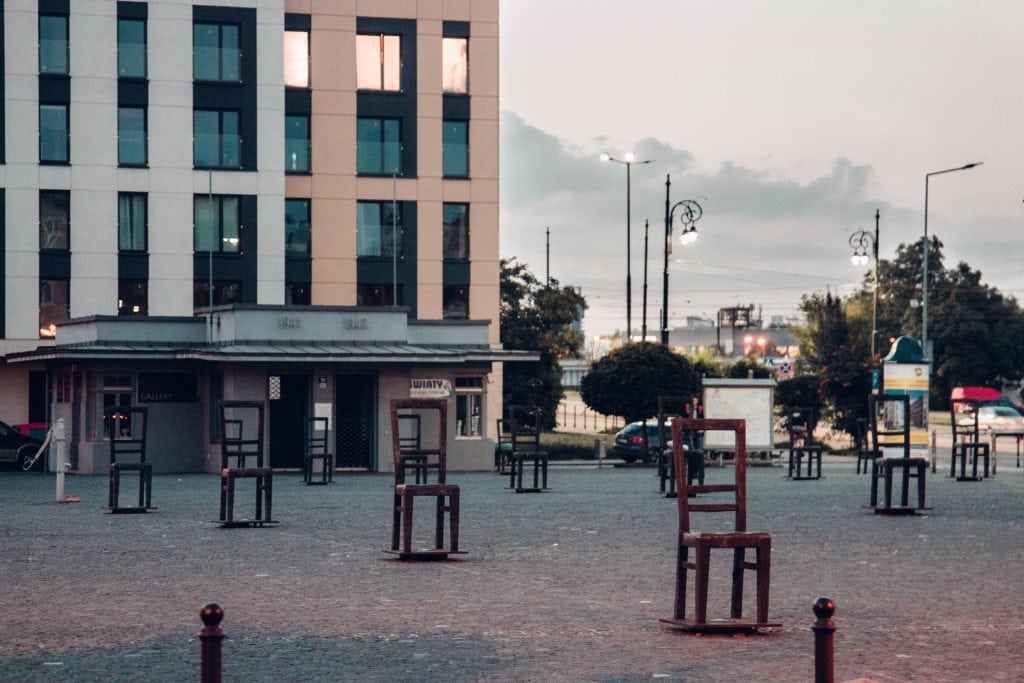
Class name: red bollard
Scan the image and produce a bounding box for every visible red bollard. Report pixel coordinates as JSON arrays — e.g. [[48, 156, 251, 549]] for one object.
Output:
[[199, 602, 224, 683], [812, 597, 836, 683]]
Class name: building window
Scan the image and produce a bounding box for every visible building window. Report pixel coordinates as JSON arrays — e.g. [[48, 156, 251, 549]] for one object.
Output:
[[89, 374, 134, 440], [356, 33, 400, 91], [40, 191, 70, 251], [356, 201, 403, 258], [40, 104, 69, 163], [118, 279, 148, 316], [357, 283, 402, 307], [194, 195, 240, 253], [39, 14, 69, 75], [193, 22, 240, 82], [194, 110, 240, 169], [442, 120, 468, 178], [455, 376, 483, 437], [443, 203, 469, 260], [118, 193, 147, 252], [442, 37, 468, 94], [117, 17, 147, 79], [285, 115, 310, 173], [284, 30, 309, 87], [286, 283, 310, 305], [285, 198, 310, 255], [193, 280, 242, 309], [39, 278, 69, 338], [118, 107, 147, 166], [443, 285, 469, 319], [357, 117, 401, 175]]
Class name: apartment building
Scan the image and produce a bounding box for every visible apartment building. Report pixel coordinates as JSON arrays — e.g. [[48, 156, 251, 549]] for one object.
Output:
[[0, 0, 522, 473]]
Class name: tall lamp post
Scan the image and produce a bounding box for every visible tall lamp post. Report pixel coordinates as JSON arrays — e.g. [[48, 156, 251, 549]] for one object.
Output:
[[662, 174, 703, 346], [601, 152, 652, 341], [849, 209, 880, 359], [922, 162, 981, 357]]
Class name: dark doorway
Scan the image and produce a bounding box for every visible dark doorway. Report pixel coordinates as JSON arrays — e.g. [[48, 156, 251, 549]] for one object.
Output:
[[269, 374, 309, 468], [335, 374, 375, 470], [28, 371, 48, 423]]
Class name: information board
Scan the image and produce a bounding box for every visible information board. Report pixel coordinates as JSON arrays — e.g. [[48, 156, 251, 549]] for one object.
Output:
[[702, 378, 777, 450]]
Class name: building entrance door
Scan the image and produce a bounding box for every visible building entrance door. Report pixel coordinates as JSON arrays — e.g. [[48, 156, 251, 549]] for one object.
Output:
[[269, 374, 308, 469], [335, 374, 375, 470]]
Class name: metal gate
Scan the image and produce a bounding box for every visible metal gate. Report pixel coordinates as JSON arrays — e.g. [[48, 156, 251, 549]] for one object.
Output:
[[269, 374, 308, 468], [335, 374, 375, 470]]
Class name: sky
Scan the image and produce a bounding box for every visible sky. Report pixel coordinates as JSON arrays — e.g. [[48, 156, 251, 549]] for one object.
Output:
[[498, 0, 1024, 339]]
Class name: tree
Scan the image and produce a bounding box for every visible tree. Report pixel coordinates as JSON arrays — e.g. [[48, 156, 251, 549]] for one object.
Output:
[[500, 258, 587, 428], [726, 358, 772, 379], [580, 342, 701, 425]]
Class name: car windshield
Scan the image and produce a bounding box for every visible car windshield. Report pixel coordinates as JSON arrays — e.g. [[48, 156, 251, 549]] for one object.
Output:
[[990, 408, 1019, 417]]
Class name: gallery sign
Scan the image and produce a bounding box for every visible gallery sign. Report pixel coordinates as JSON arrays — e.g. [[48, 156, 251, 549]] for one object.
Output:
[[138, 373, 197, 402], [410, 379, 452, 398]]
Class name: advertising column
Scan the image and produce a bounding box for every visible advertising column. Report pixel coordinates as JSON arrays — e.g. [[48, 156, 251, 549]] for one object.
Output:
[[881, 336, 929, 459]]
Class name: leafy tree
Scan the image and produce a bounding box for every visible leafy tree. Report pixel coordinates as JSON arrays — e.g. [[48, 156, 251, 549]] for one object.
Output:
[[726, 358, 772, 379], [775, 375, 823, 435], [580, 342, 701, 424], [500, 258, 587, 428]]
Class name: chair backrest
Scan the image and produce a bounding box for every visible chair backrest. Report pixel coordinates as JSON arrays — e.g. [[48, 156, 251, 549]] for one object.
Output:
[[390, 398, 447, 483], [789, 406, 813, 442], [657, 395, 695, 450], [397, 414, 422, 451], [307, 416, 329, 455], [507, 405, 542, 454], [868, 394, 910, 458], [220, 400, 265, 468], [106, 406, 148, 465], [950, 397, 980, 443], [671, 418, 748, 533]]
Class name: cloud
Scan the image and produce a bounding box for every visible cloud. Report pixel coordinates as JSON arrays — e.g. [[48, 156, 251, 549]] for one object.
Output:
[[499, 111, 914, 335]]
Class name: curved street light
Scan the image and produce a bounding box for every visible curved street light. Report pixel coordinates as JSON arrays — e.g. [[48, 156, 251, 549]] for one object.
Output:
[[661, 174, 704, 345], [602, 152, 653, 341], [849, 209, 880, 358]]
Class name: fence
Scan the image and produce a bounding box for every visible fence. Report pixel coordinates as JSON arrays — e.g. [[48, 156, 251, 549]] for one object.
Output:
[[555, 403, 624, 432]]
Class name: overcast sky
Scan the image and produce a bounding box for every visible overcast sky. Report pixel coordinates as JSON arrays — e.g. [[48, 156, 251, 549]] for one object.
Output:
[[499, 0, 1024, 338]]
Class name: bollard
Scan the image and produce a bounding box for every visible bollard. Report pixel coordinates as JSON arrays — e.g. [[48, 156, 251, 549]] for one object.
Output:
[[812, 597, 836, 683], [199, 602, 225, 683], [54, 418, 67, 502]]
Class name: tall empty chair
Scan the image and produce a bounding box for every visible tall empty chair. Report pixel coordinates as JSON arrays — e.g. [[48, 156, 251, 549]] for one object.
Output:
[[105, 406, 154, 513], [218, 401, 275, 527], [388, 399, 463, 559], [661, 418, 779, 632], [303, 416, 334, 485]]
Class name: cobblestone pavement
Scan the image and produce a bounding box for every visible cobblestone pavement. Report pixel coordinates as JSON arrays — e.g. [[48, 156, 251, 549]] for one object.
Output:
[[2, 458, 1023, 682]]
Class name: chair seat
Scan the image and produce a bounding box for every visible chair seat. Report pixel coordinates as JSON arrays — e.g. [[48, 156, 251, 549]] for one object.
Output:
[[395, 483, 458, 496], [682, 531, 770, 548]]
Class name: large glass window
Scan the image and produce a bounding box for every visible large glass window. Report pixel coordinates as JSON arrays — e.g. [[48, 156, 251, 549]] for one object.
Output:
[[118, 280, 148, 316], [442, 37, 468, 94], [442, 120, 468, 178], [194, 110, 240, 169], [118, 17, 147, 78], [194, 195, 240, 253], [357, 117, 401, 175], [455, 376, 483, 437], [39, 14, 69, 75], [118, 193, 147, 252], [356, 201, 403, 258], [40, 191, 70, 251], [118, 107, 147, 166], [284, 30, 309, 87], [443, 203, 469, 260], [443, 285, 469, 319], [285, 115, 310, 173], [193, 22, 240, 82], [193, 280, 242, 309], [285, 199, 310, 255], [356, 33, 400, 91], [357, 283, 402, 307], [39, 278, 69, 338], [40, 104, 69, 163]]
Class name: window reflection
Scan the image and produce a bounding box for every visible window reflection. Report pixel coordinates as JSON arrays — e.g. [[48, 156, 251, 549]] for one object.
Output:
[[357, 34, 401, 91], [284, 31, 309, 87], [442, 37, 468, 93]]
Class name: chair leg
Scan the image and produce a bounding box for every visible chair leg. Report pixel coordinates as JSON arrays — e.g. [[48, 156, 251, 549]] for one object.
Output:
[[449, 489, 460, 552], [391, 493, 402, 551], [694, 544, 712, 625], [731, 547, 745, 619], [435, 494, 445, 550], [673, 539, 689, 621], [756, 539, 771, 624], [402, 492, 415, 553]]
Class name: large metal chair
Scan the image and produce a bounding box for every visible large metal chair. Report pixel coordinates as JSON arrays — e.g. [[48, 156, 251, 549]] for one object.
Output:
[[949, 396, 990, 480], [868, 394, 928, 514], [388, 399, 462, 559], [303, 416, 334, 485], [218, 401, 275, 527], [507, 405, 549, 493], [105, 406, 154, 513], [660, 418, 779, 632]]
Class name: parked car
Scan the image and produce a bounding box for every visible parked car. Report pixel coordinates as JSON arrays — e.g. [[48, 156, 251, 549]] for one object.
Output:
[[957, 406, 1024, 433], [612, 421, 665, 464], [0, 420, 45, 470]]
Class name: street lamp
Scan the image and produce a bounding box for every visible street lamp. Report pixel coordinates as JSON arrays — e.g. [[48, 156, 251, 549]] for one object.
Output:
[[661, 174, 703, 345], [922, 162, 982, 357], [602, 151, 653, 341], [849, 209, 880, 359]]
